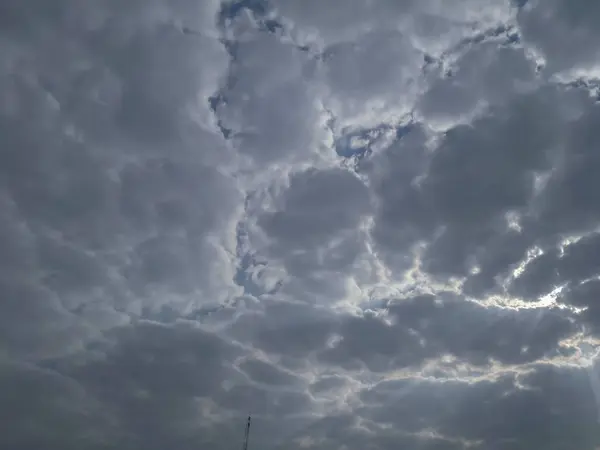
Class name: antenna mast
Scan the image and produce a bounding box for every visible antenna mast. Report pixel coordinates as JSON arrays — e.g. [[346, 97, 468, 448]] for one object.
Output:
[[242, 415, 251, 450]]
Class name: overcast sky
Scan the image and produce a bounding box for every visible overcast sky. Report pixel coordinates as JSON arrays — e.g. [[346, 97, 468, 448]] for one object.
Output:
[[2, 0, 600, 449]]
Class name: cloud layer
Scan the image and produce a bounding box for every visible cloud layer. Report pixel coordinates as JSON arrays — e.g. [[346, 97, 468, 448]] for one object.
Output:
[[1, 0, 600, 449]]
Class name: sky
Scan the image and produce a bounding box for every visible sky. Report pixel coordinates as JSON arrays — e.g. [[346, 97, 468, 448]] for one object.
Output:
[[1, 0, 600, 449]]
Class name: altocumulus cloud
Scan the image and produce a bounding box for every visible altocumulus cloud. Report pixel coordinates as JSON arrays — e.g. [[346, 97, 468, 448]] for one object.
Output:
[[1, 0, 600, 449]]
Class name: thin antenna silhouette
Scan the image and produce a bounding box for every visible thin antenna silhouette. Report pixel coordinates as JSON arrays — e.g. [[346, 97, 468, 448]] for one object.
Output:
[[242, 415, 251, 450]]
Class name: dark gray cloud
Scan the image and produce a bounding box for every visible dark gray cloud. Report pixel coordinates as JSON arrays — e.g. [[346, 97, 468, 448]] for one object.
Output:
[[2, 0, 600, 449], [517, 0, 600, 75], [319, 294, 575, 371], [0, 360, 115, 449]]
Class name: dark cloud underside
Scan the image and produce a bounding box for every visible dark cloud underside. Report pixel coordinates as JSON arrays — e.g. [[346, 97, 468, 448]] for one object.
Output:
[[1, 1, 600, 449]]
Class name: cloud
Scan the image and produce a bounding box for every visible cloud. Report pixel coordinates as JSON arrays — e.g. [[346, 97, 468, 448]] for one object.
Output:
[[1, 0, 600, 449], [0, 360, 115, 449], [319, 294, 575, 371], [517, 0, 600, 76]]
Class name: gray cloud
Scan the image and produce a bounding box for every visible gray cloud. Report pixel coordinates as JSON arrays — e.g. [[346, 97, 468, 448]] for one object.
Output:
[[2, 0, 600, 449], [319, 294, 575, 371], [517, 0, 600, 75]]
